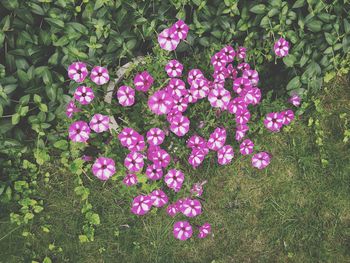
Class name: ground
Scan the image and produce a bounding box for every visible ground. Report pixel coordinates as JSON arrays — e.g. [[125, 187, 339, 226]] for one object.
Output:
[[0, 77, 349, 262]]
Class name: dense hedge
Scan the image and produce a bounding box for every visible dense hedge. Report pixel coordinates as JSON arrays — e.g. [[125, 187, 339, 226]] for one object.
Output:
[[0, 0, 349, 146]]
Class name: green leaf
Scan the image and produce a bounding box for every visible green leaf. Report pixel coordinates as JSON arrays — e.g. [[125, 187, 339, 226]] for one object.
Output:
[[342, 36, 350, 53], [43, 257, 52, 263], [94, 0, 105, 10], [344, 19, 350, 34], [34, 94, 42, 104], [324, 32, 336, 45], [11, 113, 20, 125], [249, 4, 266, 14], [306, 19, 323, 32], [44, 18, 64, 28], [283, 54, 297, 67], [199, 37, 210, 47], [79, 235, 89, 243], [287, 76, 301, 90], [53, 140, 68, 150], [292, 0, 305, 8], [1, 0, 19, 10]]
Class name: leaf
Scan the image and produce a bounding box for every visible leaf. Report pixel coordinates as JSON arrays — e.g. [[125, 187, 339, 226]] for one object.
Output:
[[324, 32, 335, 45], [292, 0, 305, 8], [79, 235, 89, 243], [249, 4, 266, 14], [53, 140, 68, 150], [283, 54, 296, 67], [199, 37, 210, 47], [43, 257, 52, 263], [286, 76, 301, 90], [44, 18, 64, 28], [344, 19, 350, 34], [306, 19, 322, 32], [342, 35, 350, 53], [11, 113, 20, 125]]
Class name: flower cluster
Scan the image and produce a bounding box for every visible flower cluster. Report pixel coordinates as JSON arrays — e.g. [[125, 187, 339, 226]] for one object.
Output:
[[65, 19, 298, 241], [158, 20, 189, 51]]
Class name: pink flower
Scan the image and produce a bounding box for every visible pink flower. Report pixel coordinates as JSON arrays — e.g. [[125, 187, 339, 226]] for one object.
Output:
[[171, 91, 189, 113], [166, 204, 179, 217], [242, 69, 259, 86], [235, 124, 249, 141], [241, 87, 262, 105], [171, 20, 189, 40], [198, 223, 211, 239], [187, 69, 204, 86], [167, 78, 186, 97], [237, 46, 247, 60], [217, 145, 234, 165], [281, 109, 295, 125], [150, 148, 171, 168], [187, 135, 207, 150], [164, 169, 184, 192], [190, 78, 209, 99], [170, 115, 190, 137], [211, 51, 228, 69], [227, 97, 247, 115], [89, 114, 110, 133], [74, 86, 95, 105], [207, 127, 226, 151], [264, 112, 284, 132], [252, 152, 271, 169], [146, 163, 163, 180], [213, 66, 229, 81], [131, 195, 153, 215], [274, 37, 289, 57], [167, 109, 182, 122], [92, 157, 116, 181], [239, 139, 254, 155], [208, 87, 231, 110], [68, 121, 90, 142], [68, 62, 88, 83], [123, 173, 138, 186], [146, 128, 165, 146], [173, 221, 192, 241], [235, 109, 251, 125], [165, 60, 183, 78], [233, 77, 251, 95], [66, 100, 80, 118], [148, 90, 174, 115], [188, 149, 206, 168], [226, 64, 238, 79], [237, 62, 251, 71], [180, 199, 202, 217], [90, 66, 109, 85], [289, 94, 301, 107], [134, 71, 154, 92], [128, 134, 146, 152], [158, 28, 180, 51], [117, 85, 135, 106], [150, 189, 168, 207], [221, 46, 235, 62], [190, 181, 206, 197], [124, 152, 145, 172], [118, 128, 141, 149]]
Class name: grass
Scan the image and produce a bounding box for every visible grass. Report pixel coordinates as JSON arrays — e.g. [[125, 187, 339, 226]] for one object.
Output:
[[0, 77, 349, 262]]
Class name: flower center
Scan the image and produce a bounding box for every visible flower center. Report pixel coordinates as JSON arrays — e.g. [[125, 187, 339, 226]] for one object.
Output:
[[101, 164, 107, 169], [77, 69, 82, 74], [82, 92, 86, 97], [217, 95, 222, 100], [98, 72, 102, 77]]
